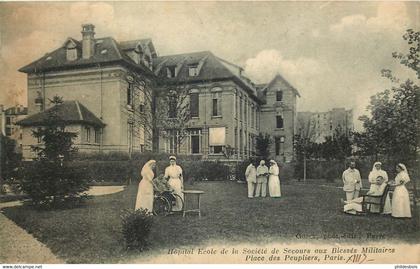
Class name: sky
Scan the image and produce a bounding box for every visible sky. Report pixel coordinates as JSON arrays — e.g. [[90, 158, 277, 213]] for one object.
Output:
[[0, 1, 418, 130]]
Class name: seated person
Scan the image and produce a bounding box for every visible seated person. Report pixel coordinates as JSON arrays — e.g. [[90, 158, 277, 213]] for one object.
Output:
[[153, 174, 175, 202], [342, 176, 391, 215]]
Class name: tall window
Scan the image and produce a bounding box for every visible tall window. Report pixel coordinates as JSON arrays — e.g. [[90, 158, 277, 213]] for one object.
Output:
[[212, 92, 222, 117], [127, 83, 133, 106], [190, 92, 199, 118], [189, 129, 201, 154], [94, 129, 101, 144], [250, 105, 254, 127], [168, 91, 177, 118], [85, 126, 91, 143], [244, 99, 248, 124], [234, 128, 238, 151], [276, 90, 283, 101], [276, 115, 284, 129], [188, 64, 199, 77], [167, 130, 178, 153], [235, 93, 239, 119], [275, 137, 280, 156], [239, 95, 243, 121]]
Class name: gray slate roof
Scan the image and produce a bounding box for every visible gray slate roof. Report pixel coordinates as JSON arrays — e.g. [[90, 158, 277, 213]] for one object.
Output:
[[153, 51, 262, 103], [19, 37, 155, 77], [17, 101, 105, 128]]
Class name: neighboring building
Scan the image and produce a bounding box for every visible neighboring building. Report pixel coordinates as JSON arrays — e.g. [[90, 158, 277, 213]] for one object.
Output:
[[257, 74, 300, 162], [0, 105, 28, 153], [297, 108, 354, 143], [17, 24, 300, 162]]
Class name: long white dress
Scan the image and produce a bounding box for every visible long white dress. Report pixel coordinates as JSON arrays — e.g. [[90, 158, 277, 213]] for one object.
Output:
[[268, 164, 281, 197], [392, 171, 411, 218], [165, 164, 184, 211], [135, 161, 155, 213]]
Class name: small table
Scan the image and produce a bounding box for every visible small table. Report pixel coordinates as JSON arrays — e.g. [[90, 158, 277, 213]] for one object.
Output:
[[182, 190, 204, 218]]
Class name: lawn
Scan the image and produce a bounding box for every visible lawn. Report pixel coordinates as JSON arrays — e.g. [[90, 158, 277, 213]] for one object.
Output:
[[3, 180, 419, 263]]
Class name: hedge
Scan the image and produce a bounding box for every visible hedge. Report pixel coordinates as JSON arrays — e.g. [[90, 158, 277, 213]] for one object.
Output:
[[59, 159, 230, 183]]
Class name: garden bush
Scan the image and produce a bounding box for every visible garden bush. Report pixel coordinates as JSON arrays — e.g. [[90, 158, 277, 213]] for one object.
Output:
[[235, 160, 252, 182], [19, 161, 90, 208], [120, 209, 154, 251]]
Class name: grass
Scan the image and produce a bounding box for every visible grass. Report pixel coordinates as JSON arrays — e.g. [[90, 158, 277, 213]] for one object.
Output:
[[3, 180, 419, 263]]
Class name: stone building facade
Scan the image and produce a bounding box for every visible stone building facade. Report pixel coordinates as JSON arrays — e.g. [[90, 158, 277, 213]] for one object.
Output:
[[257, 75, 300, 162], [0, 105, 27, 153], [17, 24, 300, 162], [297, 108, 354, 143]]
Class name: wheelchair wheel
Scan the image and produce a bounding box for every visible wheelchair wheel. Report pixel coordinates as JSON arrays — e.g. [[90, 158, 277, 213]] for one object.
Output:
[[153, 196, 171, 216], [172, 193, 184, 211]]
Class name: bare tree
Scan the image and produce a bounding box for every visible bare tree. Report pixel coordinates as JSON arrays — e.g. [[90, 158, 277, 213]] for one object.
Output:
[[154, 82, 191, 154], [122, 70, 154, 156], [294, 115, 317, 182]]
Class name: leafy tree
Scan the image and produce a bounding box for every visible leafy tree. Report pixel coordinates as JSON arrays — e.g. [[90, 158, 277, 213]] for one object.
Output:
[[255, 133, 271, 160], [357, 29, 419, 225], [19, 96, 89, 208], [358, 29, 419, 162]]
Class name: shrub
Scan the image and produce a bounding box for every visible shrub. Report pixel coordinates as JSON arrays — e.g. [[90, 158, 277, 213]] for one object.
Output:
[[120, 209, 154, 251], [19, 161, 90, 208], [235, 160, 251, 182]]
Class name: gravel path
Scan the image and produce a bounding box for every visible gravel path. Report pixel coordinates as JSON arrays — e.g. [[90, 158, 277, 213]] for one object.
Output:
[[0, 203, 64, 264], [0, 185, 124, 264]]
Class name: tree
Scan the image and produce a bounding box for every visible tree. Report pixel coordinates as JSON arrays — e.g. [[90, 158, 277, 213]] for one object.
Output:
[[294, 116, 316, 181], [19, 96, 89, 207], [255, 133, 271, 160], [31, 96, 78, 161], [123, 71, 154, 154], [358, 29, 419, 162], [358, 29, 419, 225], [154, 83, 191, 154], [320, 127, 353, 163]]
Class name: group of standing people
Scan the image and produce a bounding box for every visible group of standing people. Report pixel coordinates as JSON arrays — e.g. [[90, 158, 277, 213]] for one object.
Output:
[[342, 161, 412, 218], [135, 156, 184, 214], [245, 159, 281, 198]]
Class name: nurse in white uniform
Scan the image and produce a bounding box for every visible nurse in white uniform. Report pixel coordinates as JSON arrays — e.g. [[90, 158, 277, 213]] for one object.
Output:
[[164, 156, 184, 211]]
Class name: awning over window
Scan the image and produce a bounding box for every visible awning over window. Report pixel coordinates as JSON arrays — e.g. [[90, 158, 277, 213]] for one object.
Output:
[[209, 127, 225, 146]]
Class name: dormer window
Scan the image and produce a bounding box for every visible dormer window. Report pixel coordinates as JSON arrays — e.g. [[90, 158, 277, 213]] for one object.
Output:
[[188, 64, 199, 77], [65, 40, 78, 61], [135, 44, 144, 65], [144, 55, 152, 69], [167, 66, 176, 78]]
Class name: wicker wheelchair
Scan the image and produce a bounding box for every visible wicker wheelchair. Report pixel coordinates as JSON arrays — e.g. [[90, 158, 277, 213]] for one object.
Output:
[[153, 190, 184, 216]]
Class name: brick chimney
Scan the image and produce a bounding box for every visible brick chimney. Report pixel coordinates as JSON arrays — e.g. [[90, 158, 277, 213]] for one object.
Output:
[[81, 24, 95, 59]]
